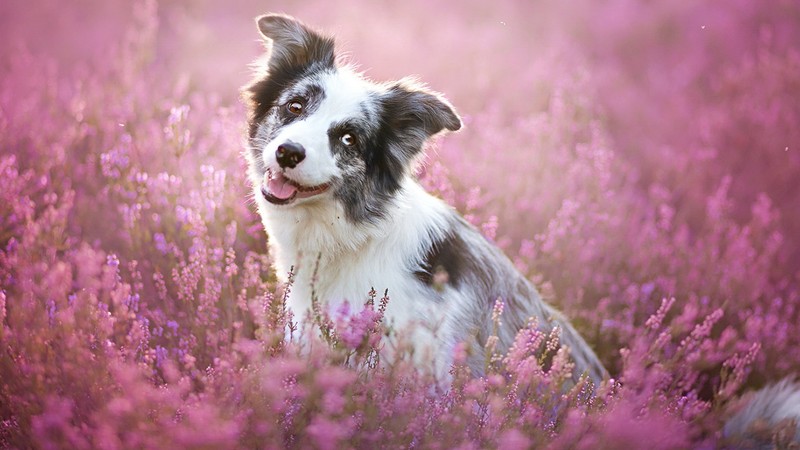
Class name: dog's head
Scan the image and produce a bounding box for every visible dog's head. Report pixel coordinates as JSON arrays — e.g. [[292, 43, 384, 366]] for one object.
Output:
[[243, 14, 461, 223]]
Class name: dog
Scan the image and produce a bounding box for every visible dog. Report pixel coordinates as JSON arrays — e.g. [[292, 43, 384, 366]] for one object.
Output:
[[242, 13, 606, 385], [239, 14, 800, 442]]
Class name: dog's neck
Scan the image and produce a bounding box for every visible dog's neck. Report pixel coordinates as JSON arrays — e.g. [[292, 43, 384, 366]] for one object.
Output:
[[259, 177, 451, 285]]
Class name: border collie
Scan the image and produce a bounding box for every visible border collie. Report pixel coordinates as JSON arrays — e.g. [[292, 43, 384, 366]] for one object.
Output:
[[242, 13, 800, 442], [242, 13, 606, 385]]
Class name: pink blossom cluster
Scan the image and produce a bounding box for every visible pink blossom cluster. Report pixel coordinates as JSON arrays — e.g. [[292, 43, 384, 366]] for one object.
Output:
[[2, 0, 799, 447]]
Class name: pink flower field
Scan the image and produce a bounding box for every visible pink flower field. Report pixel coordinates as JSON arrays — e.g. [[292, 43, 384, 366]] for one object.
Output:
[[2, 0, 799, 448]]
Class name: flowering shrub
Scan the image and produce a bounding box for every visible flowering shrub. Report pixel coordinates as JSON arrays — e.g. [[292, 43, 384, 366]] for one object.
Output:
[[2, 0, 799, 447]]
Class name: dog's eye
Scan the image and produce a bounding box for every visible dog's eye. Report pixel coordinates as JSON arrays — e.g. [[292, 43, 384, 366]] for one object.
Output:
[[286, 99, 304, 115], [340, 133, 356, 147]]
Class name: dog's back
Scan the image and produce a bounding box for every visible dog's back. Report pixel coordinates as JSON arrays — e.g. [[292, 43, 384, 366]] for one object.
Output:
[[420, 212, 607, 383]]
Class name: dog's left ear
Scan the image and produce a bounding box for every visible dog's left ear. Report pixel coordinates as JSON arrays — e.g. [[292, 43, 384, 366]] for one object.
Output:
[[382, 80, 462, 139]]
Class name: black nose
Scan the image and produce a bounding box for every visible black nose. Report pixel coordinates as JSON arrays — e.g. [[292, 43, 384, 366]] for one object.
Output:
[[276, 142, 306, 169]]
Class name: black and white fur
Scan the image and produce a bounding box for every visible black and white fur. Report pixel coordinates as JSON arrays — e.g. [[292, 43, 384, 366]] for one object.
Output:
[[242, 13, 604, 384]]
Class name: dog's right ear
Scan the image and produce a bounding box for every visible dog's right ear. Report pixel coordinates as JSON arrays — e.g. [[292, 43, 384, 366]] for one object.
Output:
[[255, 14, 335, 71]]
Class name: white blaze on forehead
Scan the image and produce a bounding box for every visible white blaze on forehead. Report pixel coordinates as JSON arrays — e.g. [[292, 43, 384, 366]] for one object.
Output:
[[262, 68, 376, 187], [314, 68, 377, 123]]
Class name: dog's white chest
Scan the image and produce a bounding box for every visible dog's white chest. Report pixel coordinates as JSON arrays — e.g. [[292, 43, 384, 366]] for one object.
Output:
[[284, 246, 437, 334]]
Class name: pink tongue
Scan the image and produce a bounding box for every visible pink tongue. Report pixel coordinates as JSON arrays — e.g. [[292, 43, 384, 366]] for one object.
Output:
[[267, 173, 298, 200]]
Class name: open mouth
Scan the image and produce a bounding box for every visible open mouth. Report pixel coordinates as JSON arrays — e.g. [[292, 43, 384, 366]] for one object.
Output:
[[260, 169, 331, 205]]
